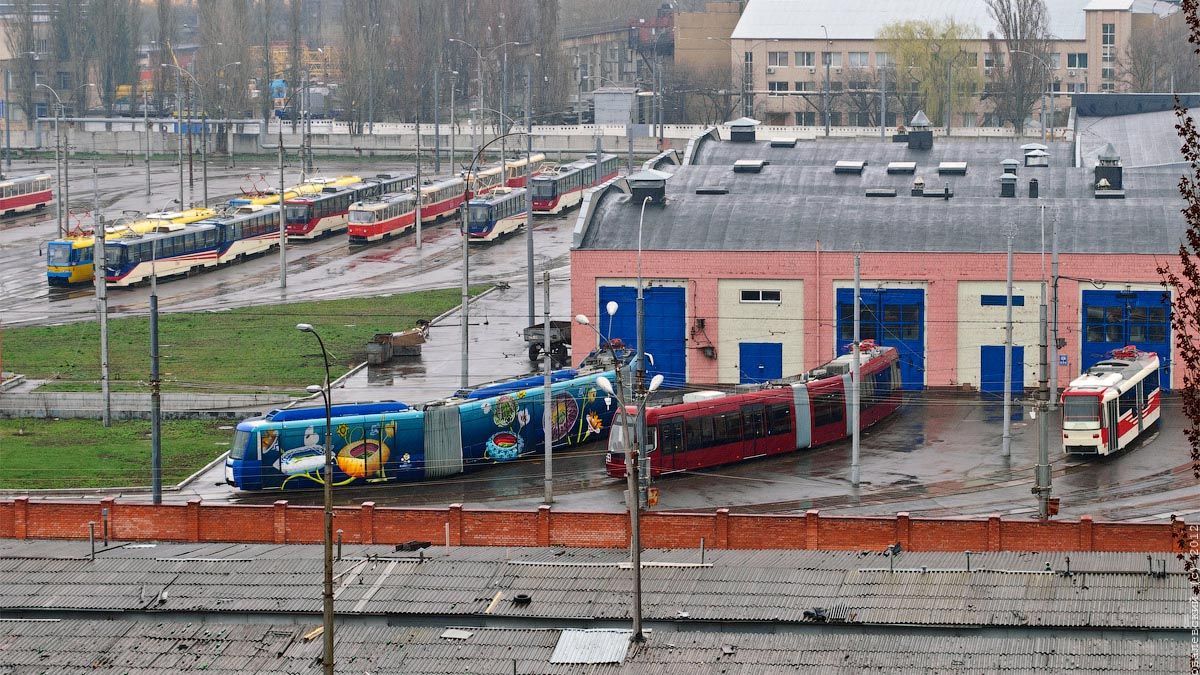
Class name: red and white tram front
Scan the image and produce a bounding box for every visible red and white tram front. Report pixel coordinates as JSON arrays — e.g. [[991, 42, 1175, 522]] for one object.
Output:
[[1062, 392, 1105, 454], [604, 407, 645, 479]]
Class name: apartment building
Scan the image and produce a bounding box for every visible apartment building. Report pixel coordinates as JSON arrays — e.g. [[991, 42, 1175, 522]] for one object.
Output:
[[727, 0, 1174, 127]]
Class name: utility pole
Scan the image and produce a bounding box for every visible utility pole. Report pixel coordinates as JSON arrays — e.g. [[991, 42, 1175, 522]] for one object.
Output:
[[1049, 213, 1059, 410], [144, 90, 151, 197], [449, 71, 457, 171], [823, 51, 831, 137], [150, 254, 162, 504], [52, 103, 62, 237], [850, 247, 861, 486], [415, 104, 422, 249], [93, 161, 110, 428], [186, 78, 194, 203], [542, 270, 553, 504], [1002, 227, 1015, 458], [944, 58, 952, 134], [460, 198, 470, 389], [176, 69, 183, 209], [879, 66, 886, 140], [4, 69, 11, 170], [278, 112, 287, 291], [525, 63, 535, 326], [1034, 281, 1052, 519], [434, 56, 441, 174]]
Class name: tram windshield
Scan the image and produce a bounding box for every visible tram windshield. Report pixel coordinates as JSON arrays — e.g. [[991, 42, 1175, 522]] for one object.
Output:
[[1063, 396, 1100, 424], [285, 205, 311, 223], [531, 181, 555, 199], [47, 242, 73, 266], [229, 429, 251, 460], [347, 209, 373, 224], [607, 413, 631, 454], [468, 205, 491, 224]]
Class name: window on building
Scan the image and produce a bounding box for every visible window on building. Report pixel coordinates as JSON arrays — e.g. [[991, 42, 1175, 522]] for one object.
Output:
[[797, 111, 817, 125], [875, 52, 891, 67], [1051, 81, 1062, 93], [34, 38, 48, 54], [56, 72, 69, 90], [1049, 52, 1061, 70], [829, 81, 843, 91], [822, 51, 842, 68], [741, 289, 782, 303], [848, 80, 870, 90], [767, 81, 789, 96], [829, 111, 842, 126], [1101, 82, 1116, 92], [1101, 67, 1115, 80], [848, 51, 869, 68], [794, 81, 813, 91], [768, 51, 788, 67], [744, 51, 753, 64], [984, 52, 1004, 69], [795, 51, 814, 67], [850, 111, 872, 126], [1102, 22, 1115, 45], [1067, 52, 1088, 69], [981, 294, 1025, 306]]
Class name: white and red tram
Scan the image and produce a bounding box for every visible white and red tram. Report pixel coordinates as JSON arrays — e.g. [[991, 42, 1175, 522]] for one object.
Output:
[[347, 192, 419, 244], [0, 173, 52, 216], [605, 342, 901, 478], [531, 154, 620, 215], [1061, 346, 1161, 456]]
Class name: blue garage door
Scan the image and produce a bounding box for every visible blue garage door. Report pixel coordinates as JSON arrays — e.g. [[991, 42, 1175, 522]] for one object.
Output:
[[598, 286, 687, 387], [837, 288, 925, 389], [980, 345, 1024, 395], [1081, 290, 1170, 390], [739, 342, 783, 383]]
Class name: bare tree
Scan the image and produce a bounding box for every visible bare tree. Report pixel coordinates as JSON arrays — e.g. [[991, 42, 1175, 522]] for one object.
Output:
[[155, 0, 176, 114], [91, 0, 140, 115], [50, 0, 93, 113], [3, 0, 38, 125], [983, 0, 1051, 134]]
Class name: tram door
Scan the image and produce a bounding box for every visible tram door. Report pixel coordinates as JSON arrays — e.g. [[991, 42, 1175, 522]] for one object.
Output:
[[1081, 290, 1170, 390], [837, 288, 925, 389]]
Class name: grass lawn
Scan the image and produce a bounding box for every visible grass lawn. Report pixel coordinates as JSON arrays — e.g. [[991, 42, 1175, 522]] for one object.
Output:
[[0, 418, 235, 490], [4, 287, 485, 392]]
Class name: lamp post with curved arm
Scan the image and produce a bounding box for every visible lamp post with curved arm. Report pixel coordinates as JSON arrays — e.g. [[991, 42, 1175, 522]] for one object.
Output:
[[449, 38, 485, 156], [35, 83, 63, 237], [295, 322, 334, 675]]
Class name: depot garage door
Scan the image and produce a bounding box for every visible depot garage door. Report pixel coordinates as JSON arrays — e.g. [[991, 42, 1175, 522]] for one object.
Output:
[[1081, 289, 1171, 389], [598, 286, 687, 387], [837, 288, 925, 389]]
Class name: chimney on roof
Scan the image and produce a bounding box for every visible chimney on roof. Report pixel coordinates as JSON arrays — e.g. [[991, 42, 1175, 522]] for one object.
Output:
[[627, 169, 671, 205], [907, 110, 933, 150], [1001, 158, 1019, 176], [1095, 143, 1123, 190], [726, 116, 761, 143], [1000, 171, 1017, 198]]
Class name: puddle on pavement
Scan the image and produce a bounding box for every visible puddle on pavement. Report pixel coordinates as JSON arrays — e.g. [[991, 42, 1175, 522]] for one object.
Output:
[[367, 359, 426, 386]]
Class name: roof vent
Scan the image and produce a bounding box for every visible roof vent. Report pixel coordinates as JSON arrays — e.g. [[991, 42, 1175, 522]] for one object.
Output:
[[769, 137, 798, 148], [725, 116, 761, 143], [695, 185, 729, 195], [887, 161, 916, 174], [834, 160, 865, 175], [937, 161, 967, 176], [866, 187, 897, 198], [1094, 143, 1123, 194], [1024, 149, 1049, 167], [907, 110, 933, 150], [1001, 159, 1020, 174], [626, 168, 671, 204], [1000, 172, 1017, 198], [733, 159, 766, 173], [911, 176, 925, 196]]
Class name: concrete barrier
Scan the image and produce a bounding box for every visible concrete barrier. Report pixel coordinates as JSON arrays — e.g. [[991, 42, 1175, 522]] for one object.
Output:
[[0, 391, 294, 420]]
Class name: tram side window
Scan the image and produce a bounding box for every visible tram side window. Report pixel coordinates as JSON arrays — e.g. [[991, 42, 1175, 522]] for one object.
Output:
[[812, 393, 845, 427], [742, 405, 766, 439], [1119, 387, 1137, 418], [658, 419, 683, 455], [714, 412, 742, 445], [767, 403, 791, 435], [685, 416, 715, 451]]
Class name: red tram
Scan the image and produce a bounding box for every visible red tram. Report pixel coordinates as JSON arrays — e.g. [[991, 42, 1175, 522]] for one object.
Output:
[[605, 343, 901, 477], [0, 173, 52, 216], [1061, 346, 1161, 456]]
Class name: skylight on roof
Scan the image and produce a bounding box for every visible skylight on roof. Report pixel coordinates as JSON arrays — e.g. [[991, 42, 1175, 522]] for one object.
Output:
[[937, 162, 967, 175], [887, 161, 916, 174], [834, 160, 866, 174]]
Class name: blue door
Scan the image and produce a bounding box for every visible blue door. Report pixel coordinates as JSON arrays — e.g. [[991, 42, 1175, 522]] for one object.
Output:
[[1081, 290, 1171, 389], [837, 288, 925, 389], [598, 285, 687, 387], [739, 342, 783, 383], [980, 345, 1024, 395]]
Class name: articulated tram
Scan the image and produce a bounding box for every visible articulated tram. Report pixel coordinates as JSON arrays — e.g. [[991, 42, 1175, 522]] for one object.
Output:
[[466, 187, 527, 242], [531, 154, 620, 215], [504, 153, 546, 187], [606, 343, 901, 478], [228, 175, 362, 207], [347, 192, 419, 244], [1062, 346, 1161, 456], [46, 208, 215, 285], [415, 176, 467, 222], [284, 173, 415, 239], [0, 173, 52, 216], [103, 205, 280, 287]]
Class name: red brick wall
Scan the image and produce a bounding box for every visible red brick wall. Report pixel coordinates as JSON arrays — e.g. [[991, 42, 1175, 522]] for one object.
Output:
[[0, 499, 1187, 553]]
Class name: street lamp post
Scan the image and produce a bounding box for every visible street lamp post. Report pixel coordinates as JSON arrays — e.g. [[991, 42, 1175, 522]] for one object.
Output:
[[296, 323, 335, 675], [36, 84, 63, 237], [635, 196, 651, 499], [1010, 48, 1054, 141], [821, 25, 832, 137], [449, 38, 486, 160]]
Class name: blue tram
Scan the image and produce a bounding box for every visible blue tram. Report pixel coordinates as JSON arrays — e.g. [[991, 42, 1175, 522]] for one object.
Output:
[[226, 368, 619, 491], [466, 187, 528, 243]]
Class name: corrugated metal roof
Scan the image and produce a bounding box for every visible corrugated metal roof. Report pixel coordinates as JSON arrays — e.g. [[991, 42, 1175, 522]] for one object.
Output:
[[731, 0, 1112, 41], [549, 629, 633, 664]]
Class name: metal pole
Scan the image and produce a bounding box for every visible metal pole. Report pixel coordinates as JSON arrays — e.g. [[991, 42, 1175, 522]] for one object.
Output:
[[278, 117, 286, 290], [1035, 283, 1051, 519], [53, 105, 62, 237], [4, 69, 10, 170], [1002, 230, 1015, 458], [525, 64, 534, 326], [201, 100, 208, 206], [850, 248, 861, 486], [176, 70, 183, 209], [450, 72, 457, 170], [317, 334, 335, 675], [367, 25, 374, 134], [416, 115, 423, 250], [628, 395, 644, 643], [460, 196, 470, 389], [823, 51, 831, 137], [635, 197, 650, 507], [144, 90, 151, 197], [186, 80, 194, 202], [434, 59, 441, 174], [478, 55, 485, 159], [1050, 215, 1059, 410], [501, 46, 508, 169], [93, 161, 110, 427], [150, 288, 161, 504], [944, 58, 952, 134], [63, 112, 69, 230], [542, 270, 553, 504], [626, 93, 634, 173], [879, 66, 886, 140]]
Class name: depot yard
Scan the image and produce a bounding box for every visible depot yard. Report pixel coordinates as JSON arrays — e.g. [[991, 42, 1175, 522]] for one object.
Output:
[[0, 418, 234, 490], [2, 287, 482, 393]]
